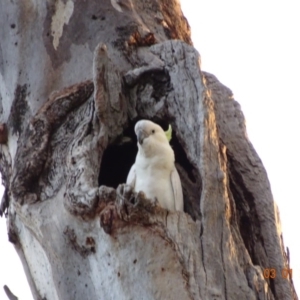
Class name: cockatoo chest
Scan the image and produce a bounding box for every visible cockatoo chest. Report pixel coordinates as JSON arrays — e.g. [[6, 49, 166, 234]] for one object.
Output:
[[134, 155, 175, 210]]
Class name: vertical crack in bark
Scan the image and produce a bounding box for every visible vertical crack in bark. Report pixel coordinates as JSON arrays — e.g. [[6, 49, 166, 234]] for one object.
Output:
[[227, 152, 267, 266], [199, 223, 208, 288], [0, 188, 9, 217], [8, 84, 30, 136]]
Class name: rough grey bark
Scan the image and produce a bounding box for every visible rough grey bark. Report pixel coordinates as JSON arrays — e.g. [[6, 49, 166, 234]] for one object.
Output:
[[0, 0, 297, 299]]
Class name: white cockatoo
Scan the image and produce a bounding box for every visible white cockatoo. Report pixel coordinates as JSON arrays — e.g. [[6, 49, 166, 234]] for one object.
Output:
[[126, 120, 183, 211]]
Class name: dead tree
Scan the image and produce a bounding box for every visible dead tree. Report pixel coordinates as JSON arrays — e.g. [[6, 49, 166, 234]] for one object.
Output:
[[0, 0, 297, 299]]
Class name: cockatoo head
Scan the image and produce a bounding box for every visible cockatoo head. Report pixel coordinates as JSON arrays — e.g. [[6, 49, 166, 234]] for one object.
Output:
[[134, 120, 171, 155]]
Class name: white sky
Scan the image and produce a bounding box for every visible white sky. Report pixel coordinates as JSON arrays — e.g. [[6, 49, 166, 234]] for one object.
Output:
[[0, 0, 299, 298]]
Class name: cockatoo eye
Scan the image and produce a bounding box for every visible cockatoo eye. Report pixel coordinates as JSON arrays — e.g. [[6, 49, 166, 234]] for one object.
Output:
[[152, 129, 155, 134]]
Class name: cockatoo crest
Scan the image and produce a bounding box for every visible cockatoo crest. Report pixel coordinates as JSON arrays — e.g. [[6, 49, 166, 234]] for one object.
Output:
[[165, 124, 172, 142]]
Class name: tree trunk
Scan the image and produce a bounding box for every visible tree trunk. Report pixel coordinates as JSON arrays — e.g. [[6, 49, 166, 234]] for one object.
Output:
[[0, 0, 297, 299]]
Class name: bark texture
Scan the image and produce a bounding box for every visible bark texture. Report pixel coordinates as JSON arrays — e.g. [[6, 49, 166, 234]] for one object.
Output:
[[0, 0, 297, 299]]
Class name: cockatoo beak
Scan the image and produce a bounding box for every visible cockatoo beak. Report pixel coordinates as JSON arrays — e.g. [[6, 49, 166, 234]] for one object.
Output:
[[137, 130, 148, 145]]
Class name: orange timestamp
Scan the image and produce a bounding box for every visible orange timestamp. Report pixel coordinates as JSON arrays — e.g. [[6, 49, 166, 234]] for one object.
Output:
[[263, 268, 293, 279]]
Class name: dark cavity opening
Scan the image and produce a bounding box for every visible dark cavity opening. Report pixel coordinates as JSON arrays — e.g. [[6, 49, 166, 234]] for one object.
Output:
[[98, 123, 137, 189]]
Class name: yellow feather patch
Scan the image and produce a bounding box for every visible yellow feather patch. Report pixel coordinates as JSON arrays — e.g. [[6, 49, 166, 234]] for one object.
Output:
[[165, 124, 172, 142]]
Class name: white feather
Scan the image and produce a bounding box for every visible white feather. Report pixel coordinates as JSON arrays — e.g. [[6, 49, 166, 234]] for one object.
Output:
[[170, 167, 184, 211], [126, 165, 136, 187], [126, 120, 183, 211]]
